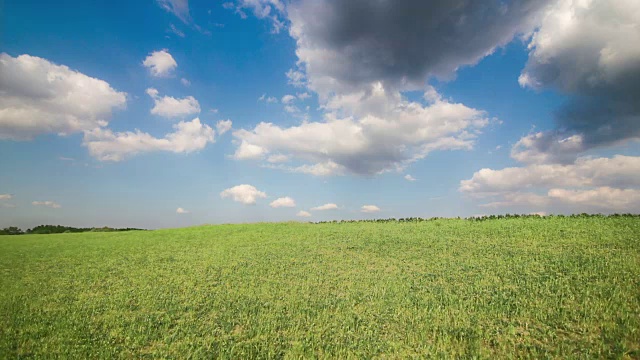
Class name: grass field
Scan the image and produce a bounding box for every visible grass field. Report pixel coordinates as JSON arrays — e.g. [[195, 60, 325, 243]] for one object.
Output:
[[1, 217, 639, 358]]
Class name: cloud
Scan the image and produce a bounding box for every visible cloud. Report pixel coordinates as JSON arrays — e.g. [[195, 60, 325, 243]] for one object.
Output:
[[270, 196, 296, 208], [216, 120, 233, 136], [226, 0, 286, 33], [146, 88, 200, 118], [233, 141, 267, 160], [0, 194, 13, 200], [180, 78, 190, 86], [287, 0, 549, 95], [297, 92, 311, 100], [83, 118, 215, 161], [361, 205, 380, 213], [404, 174, 416, 182], [460, 155, 640, 194], [267, 154, 289, 163], [461, 155, 640, 212], [176, 207, 190, 214], [232, 0, 538, 176], [0, 53, 126, 140], [233, 86, 488, 175], [286, 69, 306, 87], [32, 201, 61, 209], [168, 24, 186, 38], [220, 184, 267, 205], [157, 0, 191, 23], [548, 187, 640, 210], [515, 0, 640, 163], [311, 203, 338, 211], [143, 50, 177, 77], [281, 95, 296, 104], [258, 94, 278, 103], [296, 210, 311, 217]]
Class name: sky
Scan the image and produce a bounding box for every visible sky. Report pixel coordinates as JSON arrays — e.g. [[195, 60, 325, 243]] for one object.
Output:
[[1, 0, 640, 229]]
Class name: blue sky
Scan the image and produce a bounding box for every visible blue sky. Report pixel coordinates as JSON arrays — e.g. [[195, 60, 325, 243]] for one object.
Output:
[[2, 0, 640, 229]]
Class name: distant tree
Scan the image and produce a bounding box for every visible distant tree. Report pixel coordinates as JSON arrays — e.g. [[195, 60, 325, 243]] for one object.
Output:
[[0, 226, 24, 235]]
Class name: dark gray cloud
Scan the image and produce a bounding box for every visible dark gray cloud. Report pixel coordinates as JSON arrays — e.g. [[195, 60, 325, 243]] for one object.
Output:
[[517, 0, 640, 162], [288, 0, 551, 93]]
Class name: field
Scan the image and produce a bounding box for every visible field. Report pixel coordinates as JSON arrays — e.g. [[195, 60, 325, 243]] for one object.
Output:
[[1, 217, 639, 358]]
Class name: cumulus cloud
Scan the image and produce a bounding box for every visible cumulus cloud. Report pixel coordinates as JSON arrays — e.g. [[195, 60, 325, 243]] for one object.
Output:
[[231, 0, 545, 176], [157, 0, 191, 23], [270, 196, 296, 208], [176, 207, 190, 214], [361, 205, 380, 213], [548, 187, 640, 210], [516, 0, 640, 163], [461, 155, 640, 194], [461, 155, 640, 212], [233, 85, 488, 175], [32, 201, 61, 209], [220, 184, 267, 205], [216, 120, 233, 136], [296, 210, 311, 217], [0, 53, 126, 140], [181, 78, 190, 86], [287, 0, 550, 95], [0, 194, 13, 200], [311, 203, 338, 211], [146, 88, 200, 118], [83, 118, 215, 161], [404, 174, 416, 182], [143, 50, 178, 77]]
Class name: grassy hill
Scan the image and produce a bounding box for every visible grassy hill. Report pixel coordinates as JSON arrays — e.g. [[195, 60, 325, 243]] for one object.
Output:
[[1, 217, 639, 358]]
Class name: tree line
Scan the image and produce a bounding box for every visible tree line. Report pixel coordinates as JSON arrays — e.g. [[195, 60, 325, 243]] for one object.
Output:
[[313, 213, 640, 224], [0, 225, 145, 235]]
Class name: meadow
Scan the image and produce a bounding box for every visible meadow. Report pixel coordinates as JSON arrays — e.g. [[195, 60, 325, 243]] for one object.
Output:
[[1, 216, 639, 358]]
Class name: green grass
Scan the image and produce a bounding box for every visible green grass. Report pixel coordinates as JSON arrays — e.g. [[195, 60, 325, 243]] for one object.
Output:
[[1, 217, 639, 358]]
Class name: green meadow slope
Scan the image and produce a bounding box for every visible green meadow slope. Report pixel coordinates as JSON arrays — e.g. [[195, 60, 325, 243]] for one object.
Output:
[[1, 217, 639, 358]]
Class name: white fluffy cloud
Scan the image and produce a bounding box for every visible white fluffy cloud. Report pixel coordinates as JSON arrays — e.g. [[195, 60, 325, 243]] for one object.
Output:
[[270, 196, 296, 208], [176, 207, 190, 214], [32, 201, 61, 209], [83, 118, 215, 161], [0, 194, 13, 200], [461, 155, 640, 194], [146, 88, 200, 118], [311, 203, 338, 211], [361, 205, 380, 213], [0, 53, 126, 140], [143, 50, 178, 77], [461, 155, 640, 212], [233, 85, 489, 175], [220, 184, 267, 205], [180, 78, 191, 86], [216, 120, 233, 135], [548, 187, 640, 210], [296, 210, 311, 217], [404, 174, 417, 182]]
